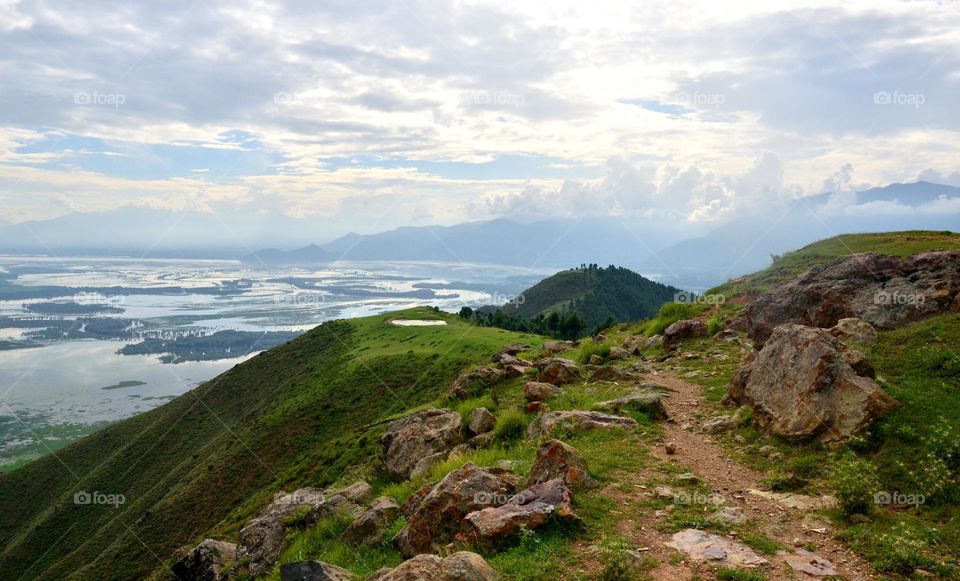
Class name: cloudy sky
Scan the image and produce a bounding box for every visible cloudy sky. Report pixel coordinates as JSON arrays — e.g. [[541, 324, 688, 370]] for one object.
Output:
[[0, 0, 958, 235]]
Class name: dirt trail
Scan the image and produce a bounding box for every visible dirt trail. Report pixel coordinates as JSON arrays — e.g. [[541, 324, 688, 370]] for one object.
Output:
[[601, 370, 877, 580]]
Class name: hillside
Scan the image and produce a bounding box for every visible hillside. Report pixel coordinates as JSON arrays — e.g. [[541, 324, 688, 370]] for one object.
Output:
[[497, 264, 682, 329], [0, 308, 542, 580]]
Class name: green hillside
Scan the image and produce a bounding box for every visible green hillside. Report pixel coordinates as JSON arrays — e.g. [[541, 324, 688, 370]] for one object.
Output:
[[498, 264, 682, 329], [0, 308, 542, 580]]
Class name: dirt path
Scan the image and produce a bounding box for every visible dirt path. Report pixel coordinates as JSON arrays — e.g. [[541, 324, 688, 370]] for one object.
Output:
[[599, 370, 877, 580]]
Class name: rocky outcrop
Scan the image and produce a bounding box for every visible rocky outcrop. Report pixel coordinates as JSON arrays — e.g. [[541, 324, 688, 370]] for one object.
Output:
[[594, 391, 668, 420], [663, 319, 708, 350], [829, 317, 877, 346], [728, 324, 897, 442], [279, 560, 355, 581], [523, 381, 562, 402], [542, 340, 576, 355], [341, 496, 401, 546], [586, 366, 641, 383], [491, 343, 530, 363], [450, 367, 503, 399], [464, 479, 579, 544], [666, 529, 768, 568], [528, 440, 596, 491], [381, 409, 464, 480], [171, 539, 236, 581], [395, 462, 517, 558], [527, 411, 638, 439], [742, 251, 960, 346], [536, 358, 581, 385], [239, 516, 288, 577], [468, 408, 497, 434], [369, 552, 497, 581]]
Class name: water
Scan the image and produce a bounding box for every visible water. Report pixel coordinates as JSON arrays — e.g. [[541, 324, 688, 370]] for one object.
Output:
[[0, 256, 551, 469]]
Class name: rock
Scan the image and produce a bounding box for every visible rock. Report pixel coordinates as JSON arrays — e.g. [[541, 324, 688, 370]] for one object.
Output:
[[537, 358, 581, 385], [664, 442, 677, 455], [709, 506, 748, 525], [381, 409, 464, 480], [801, 513, 832, 533], [644, 335, 665, 349], [239, 516, 288, 577], [713, 329, 739, 341], [830, 317, 878, 346], [527, 411, 638, 439], [748, 489, 837, 510], [468, 408, 497, 434], [497, 460, 519, 471], [171, 539, 237, 581], [608, 347, 631, 360], [395, 462, 516, 558], [523, 381, 562, 402], [369, 552, 496, 581], [280, 560, 355, 581], [500, 363, 533, 379], [491, 343, 530, 363], [341, 496, 401, 546], [593, 391, 669, 420], [524, 401, 549, 414], [741, 251, 960, 346], [410, 453, 446, 479], [542, 340, 576, 355], [587, 366, 641, 383], [264, 488, 329, 520], [528, 439, 596, 491], [496, 353, 532, 369], [622, 336, 646, 354], [702, 415, 736, 434], [665, 529, 769, 568], [450, 433, 495, 456], [654, 486, 675, 499], [464, 479, 579, 544], [330, 481, 372, 505], [588, 354, 604, 365], [451, 367, 503, 399], [663, 319, 708, 350], [779, 548, 838, 577], [726, 324, 897, 442], [400, 485, 431, 519], [676, 473, 699, 483]]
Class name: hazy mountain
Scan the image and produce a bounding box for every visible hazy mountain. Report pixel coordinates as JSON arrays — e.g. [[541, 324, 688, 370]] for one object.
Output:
[[244, 244, 331, 265]]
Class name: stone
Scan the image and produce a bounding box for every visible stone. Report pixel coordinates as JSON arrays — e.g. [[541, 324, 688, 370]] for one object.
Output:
[[527, 411, 638, 439], [727, 324, 897, 442], [491, 343, 530, 363], [702, 415, 736, 434], [663, 319, 709, 350], [608, 346, 631, 360], [468, 407, 497, 434], [713, 329, 739, 341], [587, 366, 641, 383], [542, 340, 576, 355], [740, 251, 960, 346], [369, 552, 496, 581], [464, 479, 579, 544], [395, 462, 517, 558], [709, 506, 748, 525], [779, 548, 838, 577], [537, 358, 581, 385], [676, 473, 699, 483], [644, 335, 665, 349], [528, 439, 596, 491], [330, 481, 372, 505], [589, 354, 604, 365], [830, 317, 878, 346], [524, 401, 549, 414], [748, 489, 837, 510], [171, 539, 237, 581], [664, 442, 677, 455], [593, 391, 669, 420], [451, 367, 503, 399], [239, 516, 288, 577], [801, 513, 832, 533], [523, 381, 562, 402], [341, 496, 401, 546], [450, 433, 495, 457], [280, 560, 355, 581], [381, 408, 464, 480], [665, 529, 769, 568], [654, 486, 675, 500]]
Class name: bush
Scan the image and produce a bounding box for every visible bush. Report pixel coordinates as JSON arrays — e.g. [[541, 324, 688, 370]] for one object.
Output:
[[833, 454, 881, 517], [494, 411, 529, 443], [644, 303, 699, 337], [576, 341, 611, 364]]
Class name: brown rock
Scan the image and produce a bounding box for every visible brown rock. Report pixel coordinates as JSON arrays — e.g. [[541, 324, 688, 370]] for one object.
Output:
[[381, 409, 464, 480], [524, 401, 549, 414], [468, 407, 497, 434], [607, 346, 630, 360], [542, 340, 576, 355], [491, 343, 530, 363], [450, 367, 503, 399], [239, 516, 287, 577], [779, 548, 837, 577], [830, 317, 878, 346], [587, 366, 641, 383], [663, 319, 709, 350], [280, 560, 355, 581], [369, 552, 496, 581], [665, 529, 768, 568], [524, 381, 562, 402], [341, 496, 401, 546], [594, 391, 669, 419], [464, 479, 579, 544], [528, 439, 596, 491], [171, 539, 237, 581], [537, 358, 581, 385], [527, 411, 638, 439], [644, 335, 664, 349]]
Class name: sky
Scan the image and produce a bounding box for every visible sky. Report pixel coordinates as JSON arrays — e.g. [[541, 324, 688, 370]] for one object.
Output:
[[0, 0, 958, 236]]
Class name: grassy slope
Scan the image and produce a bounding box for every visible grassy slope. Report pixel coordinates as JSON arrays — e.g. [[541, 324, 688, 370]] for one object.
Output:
[[0, 308, 542, 580]]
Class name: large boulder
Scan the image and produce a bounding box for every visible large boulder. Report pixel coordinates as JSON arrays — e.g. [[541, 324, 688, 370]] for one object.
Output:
[[464, 479, 579, 544], [341, 496, 401, 546], [468, 407, 497, 434], [369, 552, 496, 581], [830, 317, 878, 346], [395, 462, 517, 558], [524, 381, 562, 402], [239, 516, 288, 577], [280, 560, 355, 581], [727, 324, 897, 442], [593, 391, 669, 420], [171, 539, 236, 581], [663, 319, 708, 350], [527, 411, 638, 439], [536, 358, 581, 385], [742, 251, 960, 346], [528, 440, 596, 491], [381, 409, 464, 480], [451, 367, 503, 399], [666, 529, 768, 568]]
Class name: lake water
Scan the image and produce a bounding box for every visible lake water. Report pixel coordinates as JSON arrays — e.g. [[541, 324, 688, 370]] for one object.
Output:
[[0, 256, 551, 469]]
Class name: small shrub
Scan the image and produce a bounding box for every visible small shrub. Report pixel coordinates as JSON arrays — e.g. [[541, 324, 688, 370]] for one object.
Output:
[[717, 568, 767, 581], [576, 341, 611, 364], [494, 411, 529, 443], [644, 303, 700, 337], [832, 454, 881, 517], [597, 536, 638, 581]]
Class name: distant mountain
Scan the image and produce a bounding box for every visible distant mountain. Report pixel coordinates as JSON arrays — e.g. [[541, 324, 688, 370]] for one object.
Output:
[[496, 264, 683, 329], [244, 244, 331, 265]]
